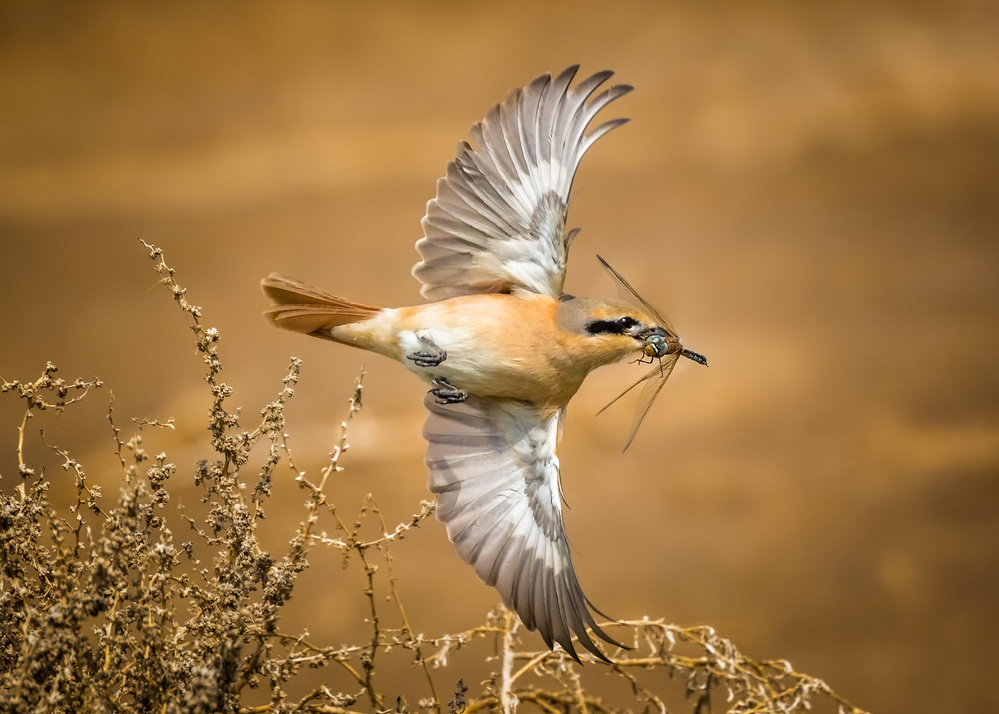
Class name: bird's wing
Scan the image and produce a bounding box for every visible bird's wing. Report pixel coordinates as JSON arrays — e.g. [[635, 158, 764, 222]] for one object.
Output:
[[422, 392, 624, 661], [413, 66, 633, 300]]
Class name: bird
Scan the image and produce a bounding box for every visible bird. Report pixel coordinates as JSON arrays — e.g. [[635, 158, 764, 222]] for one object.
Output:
[[261, 66, 706, 661]]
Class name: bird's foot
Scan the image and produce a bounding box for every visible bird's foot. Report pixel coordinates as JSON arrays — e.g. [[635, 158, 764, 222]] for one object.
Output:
[[430, 377, 467, 404], [407, 335, 447, 367]]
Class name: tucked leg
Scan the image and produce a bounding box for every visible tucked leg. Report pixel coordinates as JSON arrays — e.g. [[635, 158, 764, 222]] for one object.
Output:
[[430, 377, 467, 404], [406, 334, 447, 367]]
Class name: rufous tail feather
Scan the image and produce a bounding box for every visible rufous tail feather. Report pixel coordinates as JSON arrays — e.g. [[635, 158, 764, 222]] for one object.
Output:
[[261, 274, 381, 338]]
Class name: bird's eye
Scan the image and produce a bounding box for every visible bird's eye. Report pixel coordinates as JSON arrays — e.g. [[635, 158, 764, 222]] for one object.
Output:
[[585, 316, 640, 335]]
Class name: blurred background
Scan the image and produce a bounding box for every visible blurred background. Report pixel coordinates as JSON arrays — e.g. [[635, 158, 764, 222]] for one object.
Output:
[[2, 1, 997, 710]]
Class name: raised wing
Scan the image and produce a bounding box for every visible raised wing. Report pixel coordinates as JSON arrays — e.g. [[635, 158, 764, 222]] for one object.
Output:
[[422, 393, 623, 661], [413, 66, 633, 300]]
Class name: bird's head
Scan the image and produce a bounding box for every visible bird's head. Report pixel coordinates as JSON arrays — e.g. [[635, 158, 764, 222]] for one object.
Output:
[[557, 294, 708, 367], [559, 257, 708, 449], [557, 297, 705, 368], [569, 299, 673, 362]]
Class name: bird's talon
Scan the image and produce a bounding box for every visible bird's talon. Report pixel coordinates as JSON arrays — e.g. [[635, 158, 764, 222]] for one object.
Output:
[[431, 377, 467, 404], [407, 335, 447, 367]]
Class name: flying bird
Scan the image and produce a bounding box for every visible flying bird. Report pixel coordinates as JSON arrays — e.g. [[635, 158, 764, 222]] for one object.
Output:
[[261, 66, 706, 661]]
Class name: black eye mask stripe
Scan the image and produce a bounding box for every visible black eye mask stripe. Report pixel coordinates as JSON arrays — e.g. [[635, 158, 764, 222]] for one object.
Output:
[[585, 316, 638, 335]]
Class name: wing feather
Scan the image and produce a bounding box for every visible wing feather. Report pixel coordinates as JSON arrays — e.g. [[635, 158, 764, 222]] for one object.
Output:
[[486, 504, 531, 588], [511, 515, 543, 632], [548, 553, 577, 658], [414, 66, 633, 300], [422, 393, 626, 661], [533, 536, 555, 650]]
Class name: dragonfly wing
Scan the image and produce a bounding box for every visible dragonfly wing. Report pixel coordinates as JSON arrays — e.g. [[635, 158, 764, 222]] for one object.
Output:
[[621, 353, 680, 450]]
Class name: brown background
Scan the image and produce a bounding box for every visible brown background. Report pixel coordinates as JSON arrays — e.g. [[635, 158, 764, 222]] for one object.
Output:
[[2, 1, 998, 711]]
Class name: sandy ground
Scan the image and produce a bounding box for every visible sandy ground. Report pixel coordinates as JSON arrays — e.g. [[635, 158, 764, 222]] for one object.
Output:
[[2, 1, 998, 710]]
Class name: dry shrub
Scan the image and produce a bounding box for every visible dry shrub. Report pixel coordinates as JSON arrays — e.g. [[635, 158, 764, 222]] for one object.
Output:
[[0, 242, 868, 714]]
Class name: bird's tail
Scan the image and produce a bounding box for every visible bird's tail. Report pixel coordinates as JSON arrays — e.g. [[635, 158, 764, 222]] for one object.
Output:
[[261, 273, 381, 338]]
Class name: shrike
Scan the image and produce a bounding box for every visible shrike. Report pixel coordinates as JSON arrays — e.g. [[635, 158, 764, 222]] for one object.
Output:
[[262, 66, 706, 661]]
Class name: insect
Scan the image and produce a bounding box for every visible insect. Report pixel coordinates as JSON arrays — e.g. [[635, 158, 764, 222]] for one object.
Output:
[[262, 66, 706, 661], [595, 256, 708, 451]]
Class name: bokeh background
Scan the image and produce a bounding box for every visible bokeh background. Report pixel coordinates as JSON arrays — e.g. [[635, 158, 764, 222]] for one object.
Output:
[[2, 1, 998, 710]]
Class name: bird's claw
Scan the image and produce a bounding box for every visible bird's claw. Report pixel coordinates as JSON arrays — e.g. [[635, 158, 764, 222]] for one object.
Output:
[[431, 377, 467, 404], [407, 335, 447, 367]]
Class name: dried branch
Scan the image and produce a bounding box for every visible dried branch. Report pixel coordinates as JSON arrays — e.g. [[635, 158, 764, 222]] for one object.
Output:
[[0, 242, 868, 714]]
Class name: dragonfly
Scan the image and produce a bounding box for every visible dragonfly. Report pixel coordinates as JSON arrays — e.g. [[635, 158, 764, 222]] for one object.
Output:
[[595, 255, 708, 450]]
